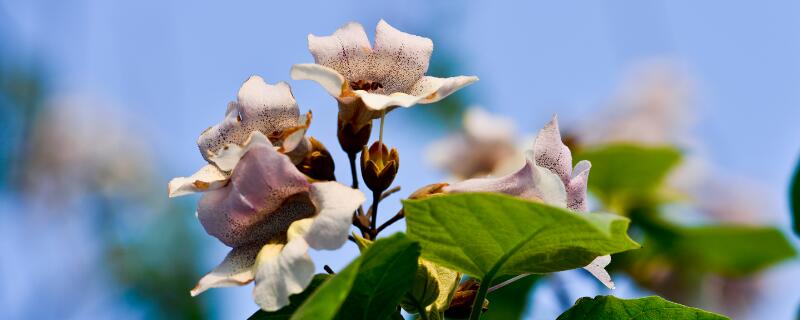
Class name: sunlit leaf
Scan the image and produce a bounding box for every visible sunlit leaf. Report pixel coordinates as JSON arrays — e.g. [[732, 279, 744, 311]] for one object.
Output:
[[291, 233, 420, 320], [403, 193, 640, 281], [556, 295, 728, 320]]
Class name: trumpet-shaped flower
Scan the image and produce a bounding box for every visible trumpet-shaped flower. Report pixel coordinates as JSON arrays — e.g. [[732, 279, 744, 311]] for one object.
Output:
[[176, 132, 365, 311], [291, 20, 478, 130], [443, 115, 615, 289]]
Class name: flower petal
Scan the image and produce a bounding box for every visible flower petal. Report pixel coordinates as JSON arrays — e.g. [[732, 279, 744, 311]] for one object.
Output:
[[304, 182, 366, 250], [197, 138, 313, 247], [207, 131, 270, 172], [354, 90, 425, 111], [567, 160, 592, 212], [252, 233, 315, 311], [463, 107, 516, 142], [197, 76, 301, 163], [372, 20, 433, 92], [168, 164, 229, 197], [308, 22, 372, 83], [532, 115, 573, 184], [290, 63, 346, 98], [407, 76, 479, 104], [190, 243, 260, 297], [444, 158, 567, 207], [583, 255, 615, 289]]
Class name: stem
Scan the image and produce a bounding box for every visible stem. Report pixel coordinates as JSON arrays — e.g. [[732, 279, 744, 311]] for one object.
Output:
[[488, 274, 530, 293], [376, 209, 405, 234], [378, 110, 385, 146], [348, 152, 359, 189], [369, 190, 380, 239], [469, 273, 494, 320]]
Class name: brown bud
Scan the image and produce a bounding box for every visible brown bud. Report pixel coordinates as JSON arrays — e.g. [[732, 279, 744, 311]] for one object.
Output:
[[409, 183, 449, 200], [444, 279, 489, 318], [296, 137, 336, 181], [337, 117, 372, 155], [360, 141, 399, 193]]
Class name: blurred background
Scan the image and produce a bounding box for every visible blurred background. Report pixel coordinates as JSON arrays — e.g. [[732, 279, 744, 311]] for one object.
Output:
[[1, 1, 798, 319]]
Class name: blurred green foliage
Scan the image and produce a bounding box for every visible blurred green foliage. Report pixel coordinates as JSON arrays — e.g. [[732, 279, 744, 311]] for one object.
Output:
[[556, 295, 728, 320]]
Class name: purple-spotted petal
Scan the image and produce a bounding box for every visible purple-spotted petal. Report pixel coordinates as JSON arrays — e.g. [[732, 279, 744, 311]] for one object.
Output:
[[567, 160, 592, 212], [190, 243, 260, 296], [168, 164, 229, 197], [197, 141, 312, 247], [304, 182, 366, 250], [372, 20, 433, 92], [444, 159, 567, 206], [583, 255, 615, 289], [532, 115, 573, 184], [252, 232, 315, 311], [308, 22, 372, 82], [406, 76, 479, 104], [197, 76, 301, 162]]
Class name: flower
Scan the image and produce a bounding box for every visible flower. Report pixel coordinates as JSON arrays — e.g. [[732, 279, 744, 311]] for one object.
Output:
[[176, 132, 365, 311], [443, 115, 615, 289], [168, 76, 365, 311], [169, 76, 314, 197], [426, 107, 523, 180], [197, 75, 312, 166], [291, 20, 478, 131]]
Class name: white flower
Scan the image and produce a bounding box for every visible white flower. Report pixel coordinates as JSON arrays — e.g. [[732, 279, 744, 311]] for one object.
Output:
[[443, 115, 615, 289], [176, 132, 365, 311], [291, 20, 478, 130], [167, 76, 365, 311], [427, 107, 523, 179]]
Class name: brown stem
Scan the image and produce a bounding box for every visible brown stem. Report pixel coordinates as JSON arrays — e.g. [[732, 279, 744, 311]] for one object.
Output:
[[376, 209, 405, 234]]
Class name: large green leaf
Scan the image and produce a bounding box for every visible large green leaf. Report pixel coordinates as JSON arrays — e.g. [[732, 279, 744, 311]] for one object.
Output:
[[556, 295, 728, 320], [248, 274, 330, 320], [574, 144, 681, 204], [403, 193, 640, 279], [791, 157, 800, 236], [291, 233, 420, 320]]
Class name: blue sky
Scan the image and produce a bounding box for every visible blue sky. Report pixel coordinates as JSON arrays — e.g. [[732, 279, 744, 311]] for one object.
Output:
[[2, 1, 799, 319]]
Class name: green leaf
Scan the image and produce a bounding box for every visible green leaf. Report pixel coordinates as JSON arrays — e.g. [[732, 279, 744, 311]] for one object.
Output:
[[556, 295, 729, 320], [404, 193, 640, 280], [248, 274, 330, 320], [291, 233, 421, 320], [791, 158, 800, 236], [574, 144, 681, 204]]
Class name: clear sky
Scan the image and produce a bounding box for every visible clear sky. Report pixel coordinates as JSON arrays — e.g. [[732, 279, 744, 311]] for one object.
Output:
[[2, 1, 799, 319]]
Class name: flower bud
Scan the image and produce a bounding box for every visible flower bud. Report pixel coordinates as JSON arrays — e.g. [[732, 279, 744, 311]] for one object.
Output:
[[360, 141, 399, 193], [444, 279, 489, 318], [337, 117, 372, 155], [296, 137, 336, 181]]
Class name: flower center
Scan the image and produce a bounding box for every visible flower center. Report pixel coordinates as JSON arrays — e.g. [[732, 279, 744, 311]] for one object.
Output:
[[349, 80, 384, 91]]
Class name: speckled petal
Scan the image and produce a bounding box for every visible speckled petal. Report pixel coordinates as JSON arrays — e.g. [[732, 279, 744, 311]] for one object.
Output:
[[567, 160, 591, 212], [583, 255, 615, 289], [168, 164, 229, 197], [406, 76, 479, 104], [197, 139, 312, 247], [304, 182, 366, 250], [308, 22, 372, 83], [207, 131, 271, 172], [290, 64, 346, 98], [197, 76, 301, 162], [252, 220, 316, 311], [444, 158, 567, 207], [371, 20, 433, 92], [532, 115, 574, 184], [190, 243, 260, 296]]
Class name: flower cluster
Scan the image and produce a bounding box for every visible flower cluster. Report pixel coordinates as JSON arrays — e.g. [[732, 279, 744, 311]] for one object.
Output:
[[168, 20, 476, 311]]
